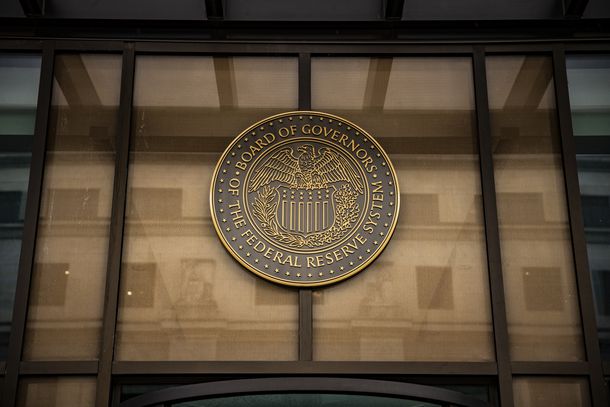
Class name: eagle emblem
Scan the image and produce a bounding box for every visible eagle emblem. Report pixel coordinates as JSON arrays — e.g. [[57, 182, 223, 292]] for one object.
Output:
[[249, 143, 364, 248], [248, 144, 364, 193]]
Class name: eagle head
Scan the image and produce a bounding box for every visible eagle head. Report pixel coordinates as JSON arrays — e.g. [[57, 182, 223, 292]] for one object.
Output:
[[297, 144, 314, 156]]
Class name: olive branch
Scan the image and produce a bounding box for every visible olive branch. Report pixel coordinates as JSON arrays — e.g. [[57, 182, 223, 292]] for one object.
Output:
[[252, 184, 360, 248]]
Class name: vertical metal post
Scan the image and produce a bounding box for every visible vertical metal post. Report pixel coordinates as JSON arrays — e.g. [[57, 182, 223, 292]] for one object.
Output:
[[298, 52, 313, 361], [552, 45, 608, 407], [472, 46, 515, 407], [2, 42, 55, 407], [96, 43, 136, 407]]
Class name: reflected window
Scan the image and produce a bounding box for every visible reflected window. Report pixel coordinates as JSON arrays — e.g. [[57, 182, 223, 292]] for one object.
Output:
[[0, 53, 41, 360], [522, 267, 563, 311], [416, 266, 454, 310]]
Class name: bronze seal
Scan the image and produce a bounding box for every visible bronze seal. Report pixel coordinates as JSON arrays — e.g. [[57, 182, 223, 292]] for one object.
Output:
[[211, 111, 399, 287]]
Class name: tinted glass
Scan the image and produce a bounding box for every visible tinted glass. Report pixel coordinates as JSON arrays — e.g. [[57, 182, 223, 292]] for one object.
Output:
[[115, 56, 299, 361], [566, 55, 610, 136], [311, 57, 494, 361], [576, 155, 610, 359], [513, 377, 591, 407], [16, 377, 96, 407], [0, 54, 41, 359], [486, 56, 584, 361], [23, 54, 122, 360]]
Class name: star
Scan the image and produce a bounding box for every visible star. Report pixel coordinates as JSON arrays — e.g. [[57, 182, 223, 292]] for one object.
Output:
[[373, 174, 377, 178], [358, 256, 363, 260], [254, 259, 259, 263], [246, 252, 251, 257], [384, 223, 388, 227], [225, 227, 230, 232], [285, 271, 290, 276], [275, 268, 279, 273], [366, 249, 371, 253], [297, 273, 301, 277], [218, 189, 223, 193], [219, 209, 224, 213], [218, 199, 223, 203], [238, 245, 243, 249], [318, 272, 323, 276], [349, 261, 354, 266], [222, 218, 227, 223], [264, 264, 268, 269], [340, 266, 344, 271], [220, 179, 224, 183], [379, 232, 384, 236], [307, 273, 312, 277], [330, 270, 334, 274], [231, 237, 236, 241], [374, 241, 378, 245], [226, 160, 230, 165], [222, 169, 227, 174]]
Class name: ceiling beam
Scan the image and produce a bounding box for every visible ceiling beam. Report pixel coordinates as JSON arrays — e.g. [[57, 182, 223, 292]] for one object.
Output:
[[385, 0, 405, 20], [19, 0, 44, 16], [564, 0, 589, 17], [206, 0, 224, 20]]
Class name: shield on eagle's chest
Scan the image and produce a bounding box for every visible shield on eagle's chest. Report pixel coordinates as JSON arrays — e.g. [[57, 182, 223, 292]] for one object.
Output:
[[277, 187, 335, 235]]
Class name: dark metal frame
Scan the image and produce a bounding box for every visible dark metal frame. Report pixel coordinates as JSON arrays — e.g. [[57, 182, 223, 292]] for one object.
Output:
[[118, 377, 489, 407], [0, 36, 609, 407]]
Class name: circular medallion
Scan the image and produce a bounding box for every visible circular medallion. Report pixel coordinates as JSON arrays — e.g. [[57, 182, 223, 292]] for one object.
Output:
[[211, 111, 399, 287]]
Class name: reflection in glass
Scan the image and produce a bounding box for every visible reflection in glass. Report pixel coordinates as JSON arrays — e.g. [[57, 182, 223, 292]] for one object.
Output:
[[566, 55, 610, 136], [311, 57, 494, 361], [23, 54, 122, 360], [513, 377, 591, 407], [0, 54, 41, 359], [576, 155, 610, 359], [115, 56, 299, 361], [486, 56, 584, 361], [17, 377, 96, 407]]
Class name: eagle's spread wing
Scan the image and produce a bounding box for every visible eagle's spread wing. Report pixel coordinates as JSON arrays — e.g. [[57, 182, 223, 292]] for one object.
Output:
[[315, 149, 364, 194], [248, 148, 299, 192]]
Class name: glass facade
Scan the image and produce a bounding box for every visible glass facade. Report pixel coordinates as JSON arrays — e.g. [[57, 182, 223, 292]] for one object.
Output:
[[115, 56, 299, 361], [0, 54, 41, 360], [310, 57, 493, 361], [23, 54, 122, 360], [568, 54, 610, 360], [486, 56, 584, 361], [0, 43, 607, 407]]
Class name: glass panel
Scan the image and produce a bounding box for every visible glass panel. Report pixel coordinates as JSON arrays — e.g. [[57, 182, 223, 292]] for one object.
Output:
[[0, 54, 40, 360], [17, 377, 96, 407], [576, 154, 610, 359], [513, 377, 591, 407], [23, 54, 122, 360], [486, 55, 584, 361], [566, 55, 610, 136], [115, 56, 299, 361], [311, 57, 494, 361], [173, 394, 440, 407]]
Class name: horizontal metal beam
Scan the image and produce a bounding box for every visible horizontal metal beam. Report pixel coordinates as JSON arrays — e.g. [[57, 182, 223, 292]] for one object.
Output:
[[112, 361, 498, 376], [19, 361, 99, 375], [511, 362, 590, 375]]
